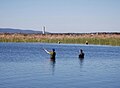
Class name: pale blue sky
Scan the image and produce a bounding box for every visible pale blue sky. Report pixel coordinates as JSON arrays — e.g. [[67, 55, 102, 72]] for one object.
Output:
[[0, 0, 120, 33]]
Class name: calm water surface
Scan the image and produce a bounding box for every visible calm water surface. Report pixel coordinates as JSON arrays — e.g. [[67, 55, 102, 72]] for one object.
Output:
[[0, 43, 120, 88]]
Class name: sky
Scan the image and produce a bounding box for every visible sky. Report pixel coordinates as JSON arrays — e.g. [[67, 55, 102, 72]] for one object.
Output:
[[0, 0, 120, 33]]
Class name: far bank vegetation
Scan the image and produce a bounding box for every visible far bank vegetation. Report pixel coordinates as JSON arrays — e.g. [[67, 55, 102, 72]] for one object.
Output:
[[0, 33, 120, 46]]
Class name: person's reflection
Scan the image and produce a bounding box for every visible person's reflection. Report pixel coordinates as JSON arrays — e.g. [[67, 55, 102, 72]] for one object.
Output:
[[50, 59, 56, 75], [79, 57, 84, 68]]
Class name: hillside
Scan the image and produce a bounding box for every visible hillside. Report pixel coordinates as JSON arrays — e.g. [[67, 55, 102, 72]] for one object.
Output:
[[0, 28, 46, 34]]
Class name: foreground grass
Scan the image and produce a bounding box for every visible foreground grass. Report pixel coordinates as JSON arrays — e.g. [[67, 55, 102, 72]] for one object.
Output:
[[0, 33, 120, 46]]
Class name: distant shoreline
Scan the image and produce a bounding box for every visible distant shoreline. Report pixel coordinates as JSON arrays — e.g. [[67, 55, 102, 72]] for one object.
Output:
[[0, 33, 120, 46]]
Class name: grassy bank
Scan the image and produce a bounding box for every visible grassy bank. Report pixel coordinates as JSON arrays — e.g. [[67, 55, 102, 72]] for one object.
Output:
[[0, 33, 120, 46]]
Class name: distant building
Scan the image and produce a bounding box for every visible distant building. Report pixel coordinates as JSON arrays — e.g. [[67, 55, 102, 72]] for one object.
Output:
[[42, 26, 45, 34]]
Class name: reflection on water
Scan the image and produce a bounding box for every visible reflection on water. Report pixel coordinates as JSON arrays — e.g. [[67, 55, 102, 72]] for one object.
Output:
[[78, 57, 84, 68], [50, 59, 56, 75]]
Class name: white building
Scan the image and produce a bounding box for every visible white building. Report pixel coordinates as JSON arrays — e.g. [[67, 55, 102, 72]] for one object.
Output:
[[42, 26, 45, 34]]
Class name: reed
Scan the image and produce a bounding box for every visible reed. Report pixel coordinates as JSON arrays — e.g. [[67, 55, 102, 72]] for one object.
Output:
[[0, 33, 120, 46]]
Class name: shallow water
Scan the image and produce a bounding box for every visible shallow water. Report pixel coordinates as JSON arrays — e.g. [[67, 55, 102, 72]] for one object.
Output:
[[0, 43, 120, 88]]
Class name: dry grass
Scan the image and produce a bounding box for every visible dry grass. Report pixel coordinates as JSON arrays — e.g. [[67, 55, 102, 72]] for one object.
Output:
[[0, 33, 120, 46]]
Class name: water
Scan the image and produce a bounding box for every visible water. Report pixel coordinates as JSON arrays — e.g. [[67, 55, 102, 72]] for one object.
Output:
[[0, 43, 120, 88]]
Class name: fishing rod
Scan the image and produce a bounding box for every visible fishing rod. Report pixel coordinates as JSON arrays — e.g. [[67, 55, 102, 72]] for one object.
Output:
[[43, 48, 50, 54]]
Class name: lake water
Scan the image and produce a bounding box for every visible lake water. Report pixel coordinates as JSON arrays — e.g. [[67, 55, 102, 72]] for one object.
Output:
[[0, 43, 120, 88]]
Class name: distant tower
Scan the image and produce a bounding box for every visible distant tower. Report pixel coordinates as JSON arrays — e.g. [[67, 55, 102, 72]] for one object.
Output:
[[42, 26, 45, 34]]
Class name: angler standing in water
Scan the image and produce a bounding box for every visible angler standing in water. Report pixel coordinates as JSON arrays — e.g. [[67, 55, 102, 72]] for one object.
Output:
[[44, 49, 56, 61], [79, 49, 84, 58]]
